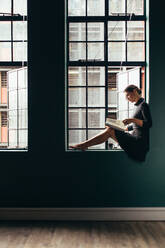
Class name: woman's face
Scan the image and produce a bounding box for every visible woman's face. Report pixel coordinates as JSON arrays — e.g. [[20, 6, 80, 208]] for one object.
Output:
[[125, 90, 136, 102]]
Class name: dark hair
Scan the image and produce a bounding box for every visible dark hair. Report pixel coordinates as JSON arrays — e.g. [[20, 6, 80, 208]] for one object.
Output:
[[124, 84, 142, 95]]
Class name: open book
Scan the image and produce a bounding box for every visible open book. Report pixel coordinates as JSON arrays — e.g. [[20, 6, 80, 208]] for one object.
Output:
[[105, 118, 126, 131]]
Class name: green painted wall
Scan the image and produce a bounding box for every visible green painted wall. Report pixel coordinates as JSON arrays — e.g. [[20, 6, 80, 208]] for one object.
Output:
[[0, 0, 164, 208]]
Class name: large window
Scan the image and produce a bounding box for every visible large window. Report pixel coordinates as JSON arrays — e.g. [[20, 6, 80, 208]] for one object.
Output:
[[0, 0, 27, 149], [66, 0, 147, 150]]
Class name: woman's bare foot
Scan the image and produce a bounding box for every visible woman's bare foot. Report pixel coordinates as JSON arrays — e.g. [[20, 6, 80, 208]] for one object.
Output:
[[69, 143, 88, 151]]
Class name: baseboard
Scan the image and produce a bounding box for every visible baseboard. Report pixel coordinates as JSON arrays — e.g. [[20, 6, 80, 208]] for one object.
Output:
[[0, 208, 165, 221]]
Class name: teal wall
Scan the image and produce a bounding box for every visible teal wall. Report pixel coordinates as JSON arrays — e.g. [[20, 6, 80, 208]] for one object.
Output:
[[0, 0, 164, 207]]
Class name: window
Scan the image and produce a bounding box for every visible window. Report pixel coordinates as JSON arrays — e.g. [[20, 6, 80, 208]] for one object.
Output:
[[0, 0, 27, 149], [66, 0, 147, 150]]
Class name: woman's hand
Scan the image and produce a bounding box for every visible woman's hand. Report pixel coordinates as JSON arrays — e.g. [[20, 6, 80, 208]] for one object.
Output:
[[122, 118, 133, 125]]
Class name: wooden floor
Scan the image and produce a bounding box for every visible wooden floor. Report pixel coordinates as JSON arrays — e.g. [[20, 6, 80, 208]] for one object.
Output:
[[0, 221, 165, 248]]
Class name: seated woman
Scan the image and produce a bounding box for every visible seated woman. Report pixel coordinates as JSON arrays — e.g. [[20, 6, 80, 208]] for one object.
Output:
[[70, 85, 152, 162]]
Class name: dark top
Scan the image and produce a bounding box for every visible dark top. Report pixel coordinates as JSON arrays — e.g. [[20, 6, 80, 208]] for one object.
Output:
[[114, 97, 152, 162]]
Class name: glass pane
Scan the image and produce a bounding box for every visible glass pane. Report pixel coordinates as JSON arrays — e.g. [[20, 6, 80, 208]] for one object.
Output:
[[19, 109, 28, 128], [88, 130, 105, 149], [9, 90, 17, 110], [68, 0, 85, 16], [69, 23, 86, 41], [108, 21, 125, 40], [8, 71, 17, 90], [69, 130, 86, 146], [69, 109, 86, 128], [118, 92, 128, 111], [14, 0, 27, 15], [68, 67, 86, 86], [127, 21, 144, 40], [0, 0, 11, 13], [8, 110, 17, 129], [87, 43, 104, 61], [108, 89, 117, 107], [108, 42, 125, 61], [0, 22, 11, 40], [127, 42, 145, 61], [13, 42, 27, 61], [0, 42, 11, 61], [117, 71, 128, 91], [69, 88, 86, 107], [88, 109, 105, 128], [109, 0, 125, 15], [88, 0, 105, 16], [127, 0, 143, 15], [18, 89, 27, 109], [18, 130, 27, 147], [88, 23, 104, 41], [88, 67, 105, 86], [69, 43, 86, 61], [9, 130, 17, 148], [128, 68, 140, 86], [88, 87, 105, 107], [118, 110, 128, 121], [18, 68, 27, 89], [13, 22, 27, 41]]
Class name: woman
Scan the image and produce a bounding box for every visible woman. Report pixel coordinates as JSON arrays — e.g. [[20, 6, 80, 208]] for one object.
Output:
[[70, 85, 152, 162]]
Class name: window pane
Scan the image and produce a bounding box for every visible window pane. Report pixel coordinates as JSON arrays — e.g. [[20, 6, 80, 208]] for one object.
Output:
[[87, 23, 104, 41], [13, 42, 27, 61], [69, 43, 86, 61], [108, 21, 125, 40], [108, 42, 125, 61], [127, 0, 143, 15], [127, 42, 145, 61], [69, 23, 86, 41], [13, 22, 27, 41], [87, 43, 104, 61], [127, 21, 144, 40], [118, 92, 128, 111], [87, 0, 105, 16], [68, 0, 86, 16], [108, 89, 117, 107], [8, 110, 17, 129], [88, 130, 105, 149], [68, 67, 86, 86], [117, 110, 128, 120], [88, 67, 105, 86], [8, 71, 17, 90], [18, 68, 27, 89], [9, 90, 17, 110], [69, 88, 86, 107], [0, 42, 11, 61], [18, 89, 27, 109], [9, 130, 17, 148], [109, 0, 125, 15], [88, 109, 105, 128], [69, 109, 86, 128], [0, 22, 11, 40], [14, 0, 27, 15], [0, 0, 11, 13], [88, 87, 105, 107], [69, 130, 86, 146], [18, 130, 27, 147], [18, 109, 27, 129]]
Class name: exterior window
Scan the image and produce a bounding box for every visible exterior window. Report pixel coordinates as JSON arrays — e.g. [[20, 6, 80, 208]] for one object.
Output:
[[66, 0, 147, 150], [0, 0, 27, 149]]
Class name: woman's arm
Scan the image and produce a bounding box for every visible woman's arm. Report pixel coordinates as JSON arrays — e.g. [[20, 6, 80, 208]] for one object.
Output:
[[123, 118, 143, 127]]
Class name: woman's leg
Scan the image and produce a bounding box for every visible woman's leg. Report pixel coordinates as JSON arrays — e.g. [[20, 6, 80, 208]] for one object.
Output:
[[70, 126, 118, 150]]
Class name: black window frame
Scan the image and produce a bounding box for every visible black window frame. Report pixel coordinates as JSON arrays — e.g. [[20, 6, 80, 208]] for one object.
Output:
[[66, 0, 147, 151]]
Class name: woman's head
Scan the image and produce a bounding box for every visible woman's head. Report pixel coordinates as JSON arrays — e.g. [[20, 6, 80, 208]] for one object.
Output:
[[124, 85, 142, 102]]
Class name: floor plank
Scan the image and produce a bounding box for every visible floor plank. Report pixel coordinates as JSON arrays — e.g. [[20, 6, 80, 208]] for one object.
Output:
[[0, 221, 164, 248]]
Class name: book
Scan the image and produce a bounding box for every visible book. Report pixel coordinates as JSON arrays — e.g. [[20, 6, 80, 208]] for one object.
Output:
[[105, 118, 126, 131]]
